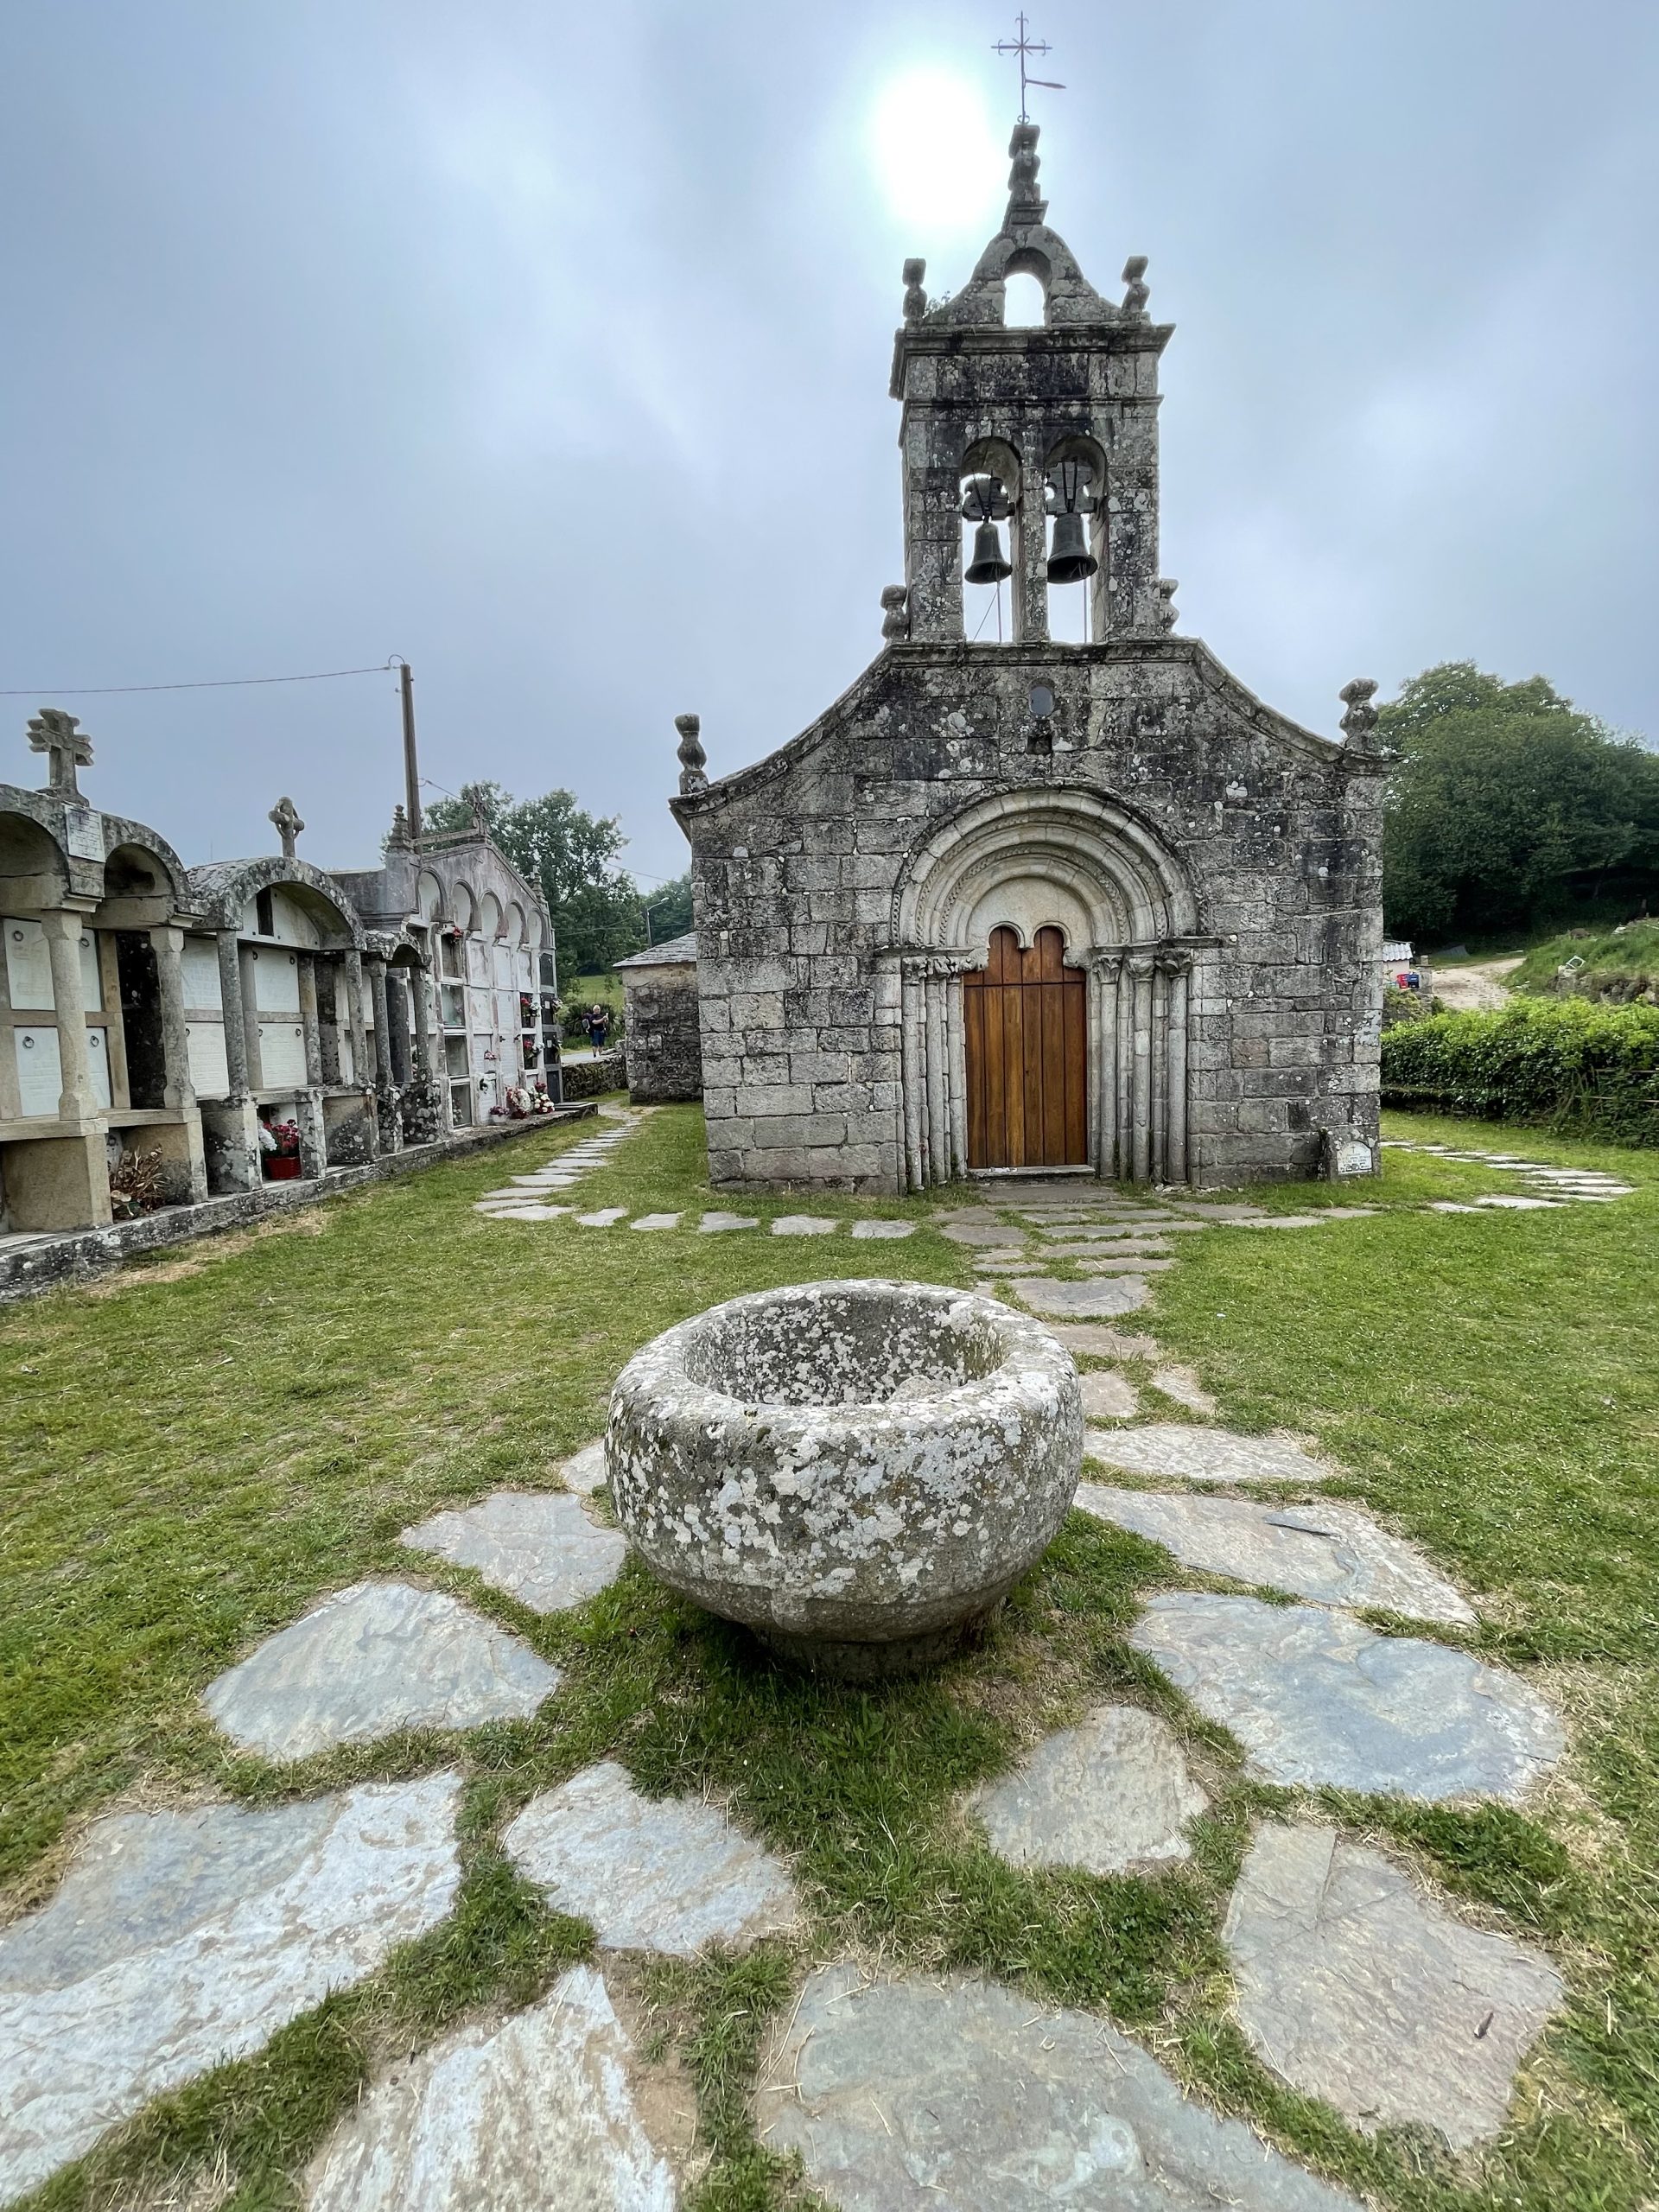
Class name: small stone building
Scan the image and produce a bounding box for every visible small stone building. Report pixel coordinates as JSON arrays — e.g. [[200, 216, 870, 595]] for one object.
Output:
[[671, 126, 1387, 1194], [616, 931, 702, 1102]]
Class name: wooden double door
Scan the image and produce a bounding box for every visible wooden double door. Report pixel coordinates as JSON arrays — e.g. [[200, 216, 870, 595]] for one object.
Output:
[[963, 925, 1089, 1169]]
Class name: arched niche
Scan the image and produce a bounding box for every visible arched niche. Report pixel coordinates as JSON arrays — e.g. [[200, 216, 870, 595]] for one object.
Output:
[[1043, 431, 1109, 644], [505, 901, 525, 947], [959, 435, 1023, 644], [0, 809, 69, 909], [416, 869, 443, 923], [448, 881, 474, 931]]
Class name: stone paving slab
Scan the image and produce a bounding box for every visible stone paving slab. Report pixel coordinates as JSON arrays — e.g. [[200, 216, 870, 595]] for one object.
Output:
[[698, 1210, 760, 1231], [303, 1963, 682, 2209], [1225, 1215, 1333, 1230], [1166, 1201, 1270, 1220], [576, 1207, 628, 1227], [1224, 1821, 1564, 2147], [1077, 1487, 1476, 1623], [559, 1440, 607, 1494], [1476, 1194, 1564, 1210], [1148, 1364, 1217, 1415], [941, 1221, 1027, 1245], [1078, 1370, 1140, 1421], [0, 1774, 462, 2207], [474, 1202, 572, 1221], [1084, 1423, 1331, 1486], [1042, 1239, 1171, 1259], [631, 1212, 682, 1230], [203, 1582, 561, 1759], [761, 1963, 1359, 2212], [505, 1761, 798, 1956], [849, 1218, 917, 1239], [1131, 1593, 1563, 1801], [969, 1705, 1208, 1874], [1046, 1322, 1163, 1360], [1079, 1255, 1178, 1274], [400, 1491, 626, 1615], [771, 1215, 837, 1236], [1013, 1275, 1153, 1319]]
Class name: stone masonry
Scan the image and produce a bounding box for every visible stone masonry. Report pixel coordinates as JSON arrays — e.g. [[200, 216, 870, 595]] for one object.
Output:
[[616, 931, 702, 1103], [670, 126, 1386, 1194]]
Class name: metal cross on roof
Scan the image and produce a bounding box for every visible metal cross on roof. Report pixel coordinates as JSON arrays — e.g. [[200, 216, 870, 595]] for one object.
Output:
[[994, 12, 1064, 124], [269, 794, 305, 859], [26, 707, 94, 798]]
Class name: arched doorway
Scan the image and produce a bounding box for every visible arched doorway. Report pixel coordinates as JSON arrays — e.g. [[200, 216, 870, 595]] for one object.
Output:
[[963, 926, 1087, 1168]]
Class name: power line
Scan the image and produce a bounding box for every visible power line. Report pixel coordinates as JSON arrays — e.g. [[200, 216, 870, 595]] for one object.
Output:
[[0, 659, 396, 699]]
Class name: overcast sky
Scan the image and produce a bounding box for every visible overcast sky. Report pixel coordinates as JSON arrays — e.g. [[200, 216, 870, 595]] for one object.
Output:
[[3, 1, 1656, 892]]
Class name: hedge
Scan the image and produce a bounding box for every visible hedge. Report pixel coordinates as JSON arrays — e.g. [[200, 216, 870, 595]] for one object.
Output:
[[1381, 996, 1659, 1145]]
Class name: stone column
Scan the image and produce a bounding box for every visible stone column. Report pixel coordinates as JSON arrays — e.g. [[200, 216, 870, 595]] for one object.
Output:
[[238, 939, 264, 1092], [315, 959, 341, 1085], [410, 962, 438, 1080], [899, 964, 926, 1192], [385, 967, 413, 1088], [1127, 952, 1155, 1183], [365, 951, 394, 1090], [1090, 953, 1122, 1179], [296, 953, 323, 1085], [40, 909, 96, 1120], [944, 972, 967, 1181], [1149, 959, 1170, 1183], [149, 923, 207, 1202], [1159, 950, 1192, 1185], [1011, 456, 1050, 645], [924, 969, 948, 1185], [341, 948, 369, 1086], [216, 932, 248, 1093]]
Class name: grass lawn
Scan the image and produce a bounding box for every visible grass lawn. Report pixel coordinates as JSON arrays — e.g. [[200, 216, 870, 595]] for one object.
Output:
[[2, 1104, 1656, 2209]]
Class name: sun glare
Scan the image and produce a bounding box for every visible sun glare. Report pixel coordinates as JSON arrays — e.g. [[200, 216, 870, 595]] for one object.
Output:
[[868, 68, 1005, 235]]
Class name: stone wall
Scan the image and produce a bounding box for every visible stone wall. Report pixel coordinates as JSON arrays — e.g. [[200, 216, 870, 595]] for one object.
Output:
[[558, 1052, 626, 1101], [676, 639, 1384, 1195], [620, 957, 702, 1103]]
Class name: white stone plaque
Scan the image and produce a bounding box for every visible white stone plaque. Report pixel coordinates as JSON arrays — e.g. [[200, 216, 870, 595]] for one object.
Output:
[[14, 1027, 62, 1116], [187, 1020, 231, 1098], [62, 805, 105, 861], [182, 938, 223, 1013], [258, 1021, 308, 1088], [86, 1027, 112, 1109], [252, 947, 302, 1015], [4, 918, 54, 1010]]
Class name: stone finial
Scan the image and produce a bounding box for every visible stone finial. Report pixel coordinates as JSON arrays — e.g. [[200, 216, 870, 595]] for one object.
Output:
[[1121, 256, 1150, 316], [903, 257, 927, 323], [268, 795, 304, 859], [470, 793, 490, 838], [880, 584, 911, 642], [26, 707, 93, 798], [1156, 579, 1179, 632], [1339, 677, 1382, 754], [1007, 122, 1043, 220], [675, 712, 708, 797], [385, 803, 412, 852]]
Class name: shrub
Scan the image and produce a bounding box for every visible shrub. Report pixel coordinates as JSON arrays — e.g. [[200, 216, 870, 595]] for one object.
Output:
[[1381, 997, 1659, 1144]]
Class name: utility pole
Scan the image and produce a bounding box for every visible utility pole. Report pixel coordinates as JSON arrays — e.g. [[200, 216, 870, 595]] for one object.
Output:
[[396, 658, 422, 842]]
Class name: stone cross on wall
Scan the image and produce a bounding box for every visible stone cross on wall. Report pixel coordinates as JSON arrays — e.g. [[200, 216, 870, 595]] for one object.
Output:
[[269, 795, 305, 858], [27, 707, 93, 798]]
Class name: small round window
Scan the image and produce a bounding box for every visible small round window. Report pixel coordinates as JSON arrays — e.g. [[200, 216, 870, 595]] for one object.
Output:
[[1028, 683, 1055, 719]]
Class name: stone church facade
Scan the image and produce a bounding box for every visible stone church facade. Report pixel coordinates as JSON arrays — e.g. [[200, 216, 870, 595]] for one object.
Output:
[[671, 125, 1387, 1195]]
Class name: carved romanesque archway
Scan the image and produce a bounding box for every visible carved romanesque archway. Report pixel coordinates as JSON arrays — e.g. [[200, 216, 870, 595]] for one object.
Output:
[[887, 787, 1205, 1188]]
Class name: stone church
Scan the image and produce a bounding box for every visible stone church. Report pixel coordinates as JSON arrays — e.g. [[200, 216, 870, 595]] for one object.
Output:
[[671, 124, 1387, 1194]]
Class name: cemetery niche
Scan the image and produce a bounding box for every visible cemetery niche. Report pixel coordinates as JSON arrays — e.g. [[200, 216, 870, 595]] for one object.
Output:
[[1, 716, 570, 1287], [607, 1279, 1084, 1676]]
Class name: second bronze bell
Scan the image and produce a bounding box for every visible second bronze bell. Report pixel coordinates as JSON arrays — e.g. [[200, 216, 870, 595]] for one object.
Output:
[[965, 519, 1013, 585], [1046, 511, 1098, 584]]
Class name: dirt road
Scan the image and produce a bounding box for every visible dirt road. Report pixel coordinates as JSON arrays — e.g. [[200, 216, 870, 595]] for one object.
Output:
[[1432, 957, 1522, 1012]]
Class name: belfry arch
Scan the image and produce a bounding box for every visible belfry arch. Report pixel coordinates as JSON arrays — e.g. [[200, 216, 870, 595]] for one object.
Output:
[[888, 788, 1205, 1190]]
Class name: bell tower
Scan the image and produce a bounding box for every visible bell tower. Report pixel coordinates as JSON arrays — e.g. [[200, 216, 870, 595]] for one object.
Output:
[[889, 124, 1172, 647]]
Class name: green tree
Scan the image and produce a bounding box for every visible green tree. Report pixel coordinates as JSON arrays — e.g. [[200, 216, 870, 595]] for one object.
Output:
[[423, 781, 647, 976], [1380, 663, 1659, 944], [640, 870, 694, 944]]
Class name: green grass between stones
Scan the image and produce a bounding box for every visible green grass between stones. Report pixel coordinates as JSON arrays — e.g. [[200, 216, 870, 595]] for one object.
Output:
[[2, 1103, 1656, 2209]]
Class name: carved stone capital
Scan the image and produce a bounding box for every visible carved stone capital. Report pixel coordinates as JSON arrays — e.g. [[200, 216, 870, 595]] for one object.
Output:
[[1125, 951, 1158, 982], [1154, 945, 1194, 978]]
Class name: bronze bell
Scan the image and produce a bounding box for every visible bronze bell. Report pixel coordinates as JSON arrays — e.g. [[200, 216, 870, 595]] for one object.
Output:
[[1046, 511, 1098, 584], [965, 518, 1013, 585]]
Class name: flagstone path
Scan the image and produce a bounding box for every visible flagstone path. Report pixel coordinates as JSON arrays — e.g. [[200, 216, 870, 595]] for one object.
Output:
[[760, 1964, 1362, 2212], [503, 1761, 799, 1956], [0, 1776, 463, 2207], [303, 1965, 684, 2209], [202, 1581, 561, 1759], [4, 1112, 1603, 2203]]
